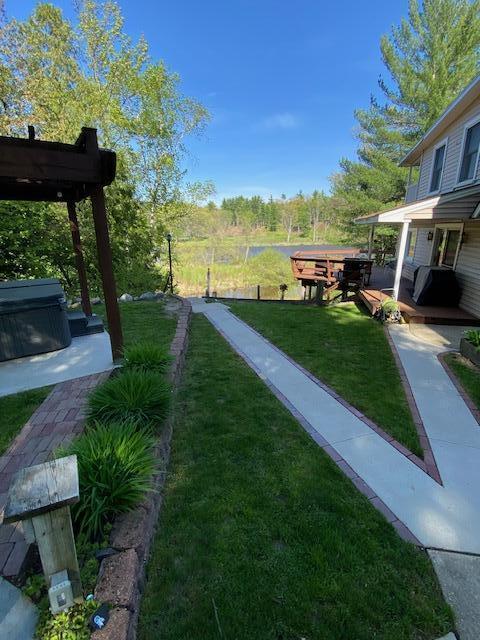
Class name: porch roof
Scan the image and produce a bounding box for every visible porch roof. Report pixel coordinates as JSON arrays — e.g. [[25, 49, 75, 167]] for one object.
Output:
[[355, 184, 480, 225]]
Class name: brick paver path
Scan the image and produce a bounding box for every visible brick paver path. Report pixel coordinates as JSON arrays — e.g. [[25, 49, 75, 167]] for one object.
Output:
[[0, 371, 110, 580]]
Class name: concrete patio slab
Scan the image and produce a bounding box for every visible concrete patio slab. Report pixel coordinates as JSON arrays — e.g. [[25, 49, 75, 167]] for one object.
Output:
[[191, 300, 480, 554], [429, 549, 480, 640], [0, 332, 114, 397], [0, 577, 37, 640], [409, 323, 477, 349]]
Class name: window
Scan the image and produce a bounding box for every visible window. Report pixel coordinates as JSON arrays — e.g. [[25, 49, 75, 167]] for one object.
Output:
[[406, 228, 418, 259], [429, 143, 446, 192], [459, 120, 480, 183], [433, 227, 461, 268]]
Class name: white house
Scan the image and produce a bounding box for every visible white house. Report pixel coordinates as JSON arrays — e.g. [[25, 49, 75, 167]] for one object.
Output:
[[356, 75, 480, 320]]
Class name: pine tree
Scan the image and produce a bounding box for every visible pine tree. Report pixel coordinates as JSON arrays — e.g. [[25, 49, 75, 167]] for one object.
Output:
[[333, 0, 480, 225]]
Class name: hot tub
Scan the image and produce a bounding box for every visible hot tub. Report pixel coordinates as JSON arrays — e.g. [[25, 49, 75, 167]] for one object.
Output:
[[0, 279, 72, 362]]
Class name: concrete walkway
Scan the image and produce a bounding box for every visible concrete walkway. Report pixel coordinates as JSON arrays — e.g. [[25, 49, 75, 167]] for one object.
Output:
[[0, 578, 37, 640], [191, 299, 480, 555]]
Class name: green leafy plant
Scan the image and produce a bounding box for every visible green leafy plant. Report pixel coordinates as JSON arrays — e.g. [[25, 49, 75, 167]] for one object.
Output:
[[22, 573, 45, 602], [123, 342, 172, 374], [36, 599, 98, 640], [465, 329, 480, 350], [61, 422, 155, 540], [376, 297, 402, 323], [87, 370, 171, 428]]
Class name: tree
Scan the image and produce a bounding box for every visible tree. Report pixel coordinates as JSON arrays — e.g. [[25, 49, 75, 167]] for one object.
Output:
[[332, 0, 480, 229], [0, 1, 208, 294]]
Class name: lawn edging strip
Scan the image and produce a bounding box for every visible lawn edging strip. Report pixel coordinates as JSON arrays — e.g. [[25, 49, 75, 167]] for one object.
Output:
[[208, 309, 422, 546], [91, 296, 192, 640]]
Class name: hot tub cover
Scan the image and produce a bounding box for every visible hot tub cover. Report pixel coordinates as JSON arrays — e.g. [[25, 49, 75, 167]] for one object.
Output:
[[0, 279, 66, 313]]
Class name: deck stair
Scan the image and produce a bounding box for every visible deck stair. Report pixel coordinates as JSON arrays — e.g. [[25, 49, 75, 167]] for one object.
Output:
[[67, 310, 104, 337]]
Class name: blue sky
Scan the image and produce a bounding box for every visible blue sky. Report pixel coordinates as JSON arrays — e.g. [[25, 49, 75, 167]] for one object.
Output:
[[8, 0, 409, 202]]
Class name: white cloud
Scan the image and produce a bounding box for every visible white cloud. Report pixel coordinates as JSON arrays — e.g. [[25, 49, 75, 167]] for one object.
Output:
[[259, 112, 300, 130]]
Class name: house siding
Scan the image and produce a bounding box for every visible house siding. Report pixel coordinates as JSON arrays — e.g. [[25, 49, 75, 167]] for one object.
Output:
[[417, 101, 480, 200], [456, 221, 480, 318]]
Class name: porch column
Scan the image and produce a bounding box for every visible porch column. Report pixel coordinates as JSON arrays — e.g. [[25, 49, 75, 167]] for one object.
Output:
[[393, 220, 410, 301], [367, 225, 375, 260], [67, 200, 92, 317], [90, 186, 123, 361]]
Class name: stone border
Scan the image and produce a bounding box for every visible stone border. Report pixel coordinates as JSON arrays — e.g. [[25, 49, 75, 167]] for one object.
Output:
[[92, 296, 192, 640], [437, 352, 480, 426], [206, 310, 421, 546], [0, 371, 111, 582]]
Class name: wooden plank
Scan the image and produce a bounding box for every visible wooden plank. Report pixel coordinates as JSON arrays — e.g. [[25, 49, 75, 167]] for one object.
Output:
[[32, 506, 82, 601], [4, 455, 79, 523]]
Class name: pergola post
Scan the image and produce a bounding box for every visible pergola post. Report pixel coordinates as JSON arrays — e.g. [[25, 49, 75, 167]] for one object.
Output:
[[393, 221, 410, 301], [67, 201, 92, 317], [367, 225, 375, 260], [90, 186, 123, 361]]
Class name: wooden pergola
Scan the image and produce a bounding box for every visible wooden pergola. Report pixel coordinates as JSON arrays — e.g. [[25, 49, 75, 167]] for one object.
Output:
[[0, 126, 123, 360]]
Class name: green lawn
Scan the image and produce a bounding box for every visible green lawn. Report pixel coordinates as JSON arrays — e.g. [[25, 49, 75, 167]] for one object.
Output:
[[0, 386, 51, 455], [228, 301, 422, 457], [96, 300, 177, 349], [444, 352, 480, 410], [139, 315, 452, 640]]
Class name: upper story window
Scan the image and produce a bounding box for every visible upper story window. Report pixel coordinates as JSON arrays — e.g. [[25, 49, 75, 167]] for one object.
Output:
[[429, 141, 446, 192], [458, 119, 480, 183]]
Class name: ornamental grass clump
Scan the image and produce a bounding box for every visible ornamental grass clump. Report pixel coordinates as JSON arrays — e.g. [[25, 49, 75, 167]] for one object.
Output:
[[87, 369, 171, 428], [123, 341, 172, 374], [63, 421, 155, 540]]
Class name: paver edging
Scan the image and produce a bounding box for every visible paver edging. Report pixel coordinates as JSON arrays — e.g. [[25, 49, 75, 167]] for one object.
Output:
[[437, 352, 480, 427], [92, 296, 192, 640], [206, 308, 421, 547]]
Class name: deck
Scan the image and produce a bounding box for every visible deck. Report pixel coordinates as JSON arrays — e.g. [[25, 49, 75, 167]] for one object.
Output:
[[359, 266, 480, 325]]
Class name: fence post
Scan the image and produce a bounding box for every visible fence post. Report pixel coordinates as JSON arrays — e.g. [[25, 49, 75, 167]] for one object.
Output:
[[257, 285, 260, 300], [206, 268, 211, 298]]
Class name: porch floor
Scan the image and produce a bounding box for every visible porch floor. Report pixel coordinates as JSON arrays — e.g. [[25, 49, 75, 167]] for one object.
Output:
[[359, 266, 480, 325]]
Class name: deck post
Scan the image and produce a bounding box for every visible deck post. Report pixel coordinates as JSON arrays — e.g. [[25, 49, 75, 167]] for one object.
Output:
[[393, 221, 410, 301], [67, 201, 92, 317], [90, 185, 123, 361], [367, 225, 374, 260]]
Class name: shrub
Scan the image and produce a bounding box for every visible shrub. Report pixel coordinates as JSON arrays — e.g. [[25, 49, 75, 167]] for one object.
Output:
[[62, 422, 155, 540], [123, 341, 172, 373], [375, 297, 402, 323], [87, 369, 171, 427], [465, 329, 480, 350]]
